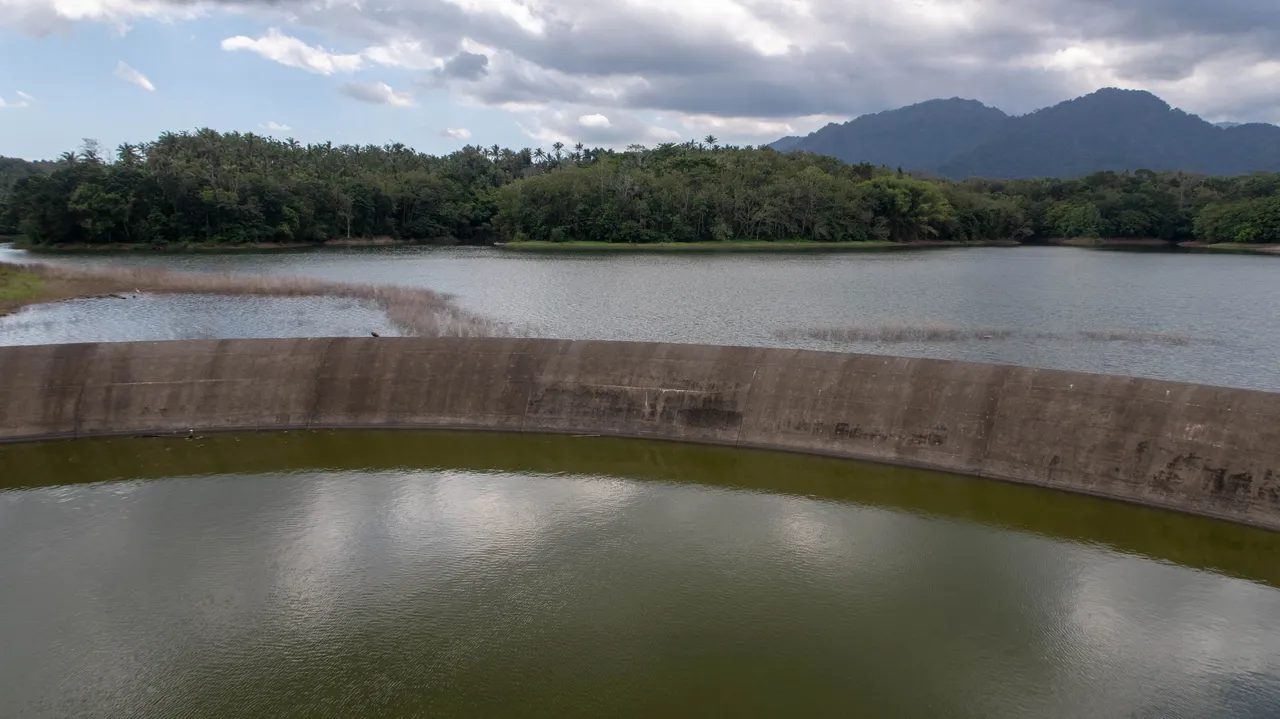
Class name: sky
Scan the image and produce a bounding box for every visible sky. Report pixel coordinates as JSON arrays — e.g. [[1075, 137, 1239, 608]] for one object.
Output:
[[1, 0, 1279, 160]]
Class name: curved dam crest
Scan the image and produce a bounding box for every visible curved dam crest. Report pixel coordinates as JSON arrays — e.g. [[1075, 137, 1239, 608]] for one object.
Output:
[[1, 337, 1278, 530]]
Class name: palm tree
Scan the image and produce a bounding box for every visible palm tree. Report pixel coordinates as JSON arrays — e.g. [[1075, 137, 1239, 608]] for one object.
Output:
[[551, 141, 565, 161], [116, 143, 141, 167], [79, 138, 103, 164], [57, 150, 79, 166], [704, 135, 719, 150]]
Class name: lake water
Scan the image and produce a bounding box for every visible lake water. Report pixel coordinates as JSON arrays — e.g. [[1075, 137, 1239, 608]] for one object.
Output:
[[2, 244, 1279, 390], [3, 431, 1280, 718]]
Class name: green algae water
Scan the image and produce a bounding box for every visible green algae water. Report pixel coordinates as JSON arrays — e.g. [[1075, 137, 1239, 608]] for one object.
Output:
[[3, 431, 1280, 718]]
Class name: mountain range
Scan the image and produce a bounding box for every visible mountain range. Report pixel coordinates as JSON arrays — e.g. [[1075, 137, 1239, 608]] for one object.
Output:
[[770, 88, 1280, 178]]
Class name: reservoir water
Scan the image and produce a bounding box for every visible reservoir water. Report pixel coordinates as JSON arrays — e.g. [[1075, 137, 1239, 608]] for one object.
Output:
[[3, 244, 1279, 390], [3, 245, 1279, 716], [3, 431, 1280, 718]]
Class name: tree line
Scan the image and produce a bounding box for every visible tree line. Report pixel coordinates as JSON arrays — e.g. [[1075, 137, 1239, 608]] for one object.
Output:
[[3, 129, 1279, 246]]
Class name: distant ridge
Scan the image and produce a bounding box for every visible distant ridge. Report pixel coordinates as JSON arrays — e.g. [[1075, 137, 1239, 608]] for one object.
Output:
[[771, 88, 1280, 178]]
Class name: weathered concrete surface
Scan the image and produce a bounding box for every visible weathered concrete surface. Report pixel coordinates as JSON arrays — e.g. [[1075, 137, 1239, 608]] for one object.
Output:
[[2, 337, 1278, 529]]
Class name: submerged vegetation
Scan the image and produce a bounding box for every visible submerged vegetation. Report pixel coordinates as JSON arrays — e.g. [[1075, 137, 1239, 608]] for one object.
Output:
[[775, 323, 1206, 346], [2, 130, 1280, 247], [0, 262, 510, 336]]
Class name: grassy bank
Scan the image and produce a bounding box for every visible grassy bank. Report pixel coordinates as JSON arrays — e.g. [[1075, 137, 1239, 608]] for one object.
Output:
[[0, 264, 144, 316], [0, 265, 47, 314], [497, 240, 1020, 253], [0, 261, 512, 336]]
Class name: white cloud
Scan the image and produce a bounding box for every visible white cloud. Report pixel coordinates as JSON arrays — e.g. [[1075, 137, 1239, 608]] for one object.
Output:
[[0, 0, 206, 36], [521, 107, 682, 147], [677, 113, 842, 140], [362, 39, 442, 70], [337, 80, 415, 107], [113, 60, 154, 91], [221, 28, 364, 75], [260, 120, 292, 132], [0, 90, 33, 108], [220, 30, 445, 76], [441, 127, 472, 139], [438, 0, 546, 35]]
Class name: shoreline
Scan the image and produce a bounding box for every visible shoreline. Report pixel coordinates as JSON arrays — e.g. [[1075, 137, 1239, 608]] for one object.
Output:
[[1052, 238, 1280, 255], [5, 236, 455, 253], [0, 264, 136, 316], [495, 240, 1022, 253], [1178, 241, 1280, 255], [1052, 237, 1175, 248], [8, 235, 1279, 257], [0, 267, 164, 316]]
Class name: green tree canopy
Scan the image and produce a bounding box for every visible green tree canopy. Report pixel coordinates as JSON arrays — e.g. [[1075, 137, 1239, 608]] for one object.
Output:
[[6, 130, 1279, 247]]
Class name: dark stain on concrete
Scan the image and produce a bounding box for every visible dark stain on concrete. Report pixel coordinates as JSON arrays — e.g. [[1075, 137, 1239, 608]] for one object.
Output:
[[1257, 470, 1280, 507], [679, 406, 743, 429], [1203, 467, 1254, 498], [908, 424, 948, 447], [1152, 453, 1201, 494], [527, 384, 742, 432]]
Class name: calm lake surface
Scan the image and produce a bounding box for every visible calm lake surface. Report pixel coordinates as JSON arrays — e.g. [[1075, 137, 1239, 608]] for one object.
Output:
[[3, 430, 1280, 718], [2, 243, 1279, 390]]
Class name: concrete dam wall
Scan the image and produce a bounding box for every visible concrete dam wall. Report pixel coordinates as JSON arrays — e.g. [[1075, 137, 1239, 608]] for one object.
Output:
[[2, 337, 1278, 530]]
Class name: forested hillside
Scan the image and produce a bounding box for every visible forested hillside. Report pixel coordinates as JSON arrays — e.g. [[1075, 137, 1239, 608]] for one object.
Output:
[[770, 98, 1008, 171], [5, 129, 1280, 247], [774, 88, 1280, 179]]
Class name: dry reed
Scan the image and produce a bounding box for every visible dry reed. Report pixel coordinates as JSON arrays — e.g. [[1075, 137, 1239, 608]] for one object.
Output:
[[778, 323, 1208, 346], [776, 324, 1014, 343], [5, 262, 514, 338], [1070, 330, 1194, 346]]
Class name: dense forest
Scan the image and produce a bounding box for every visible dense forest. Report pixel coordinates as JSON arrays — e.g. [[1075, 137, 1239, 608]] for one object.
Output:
[[0, 156, 57, 235], [3, 128, 1280, 247]]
